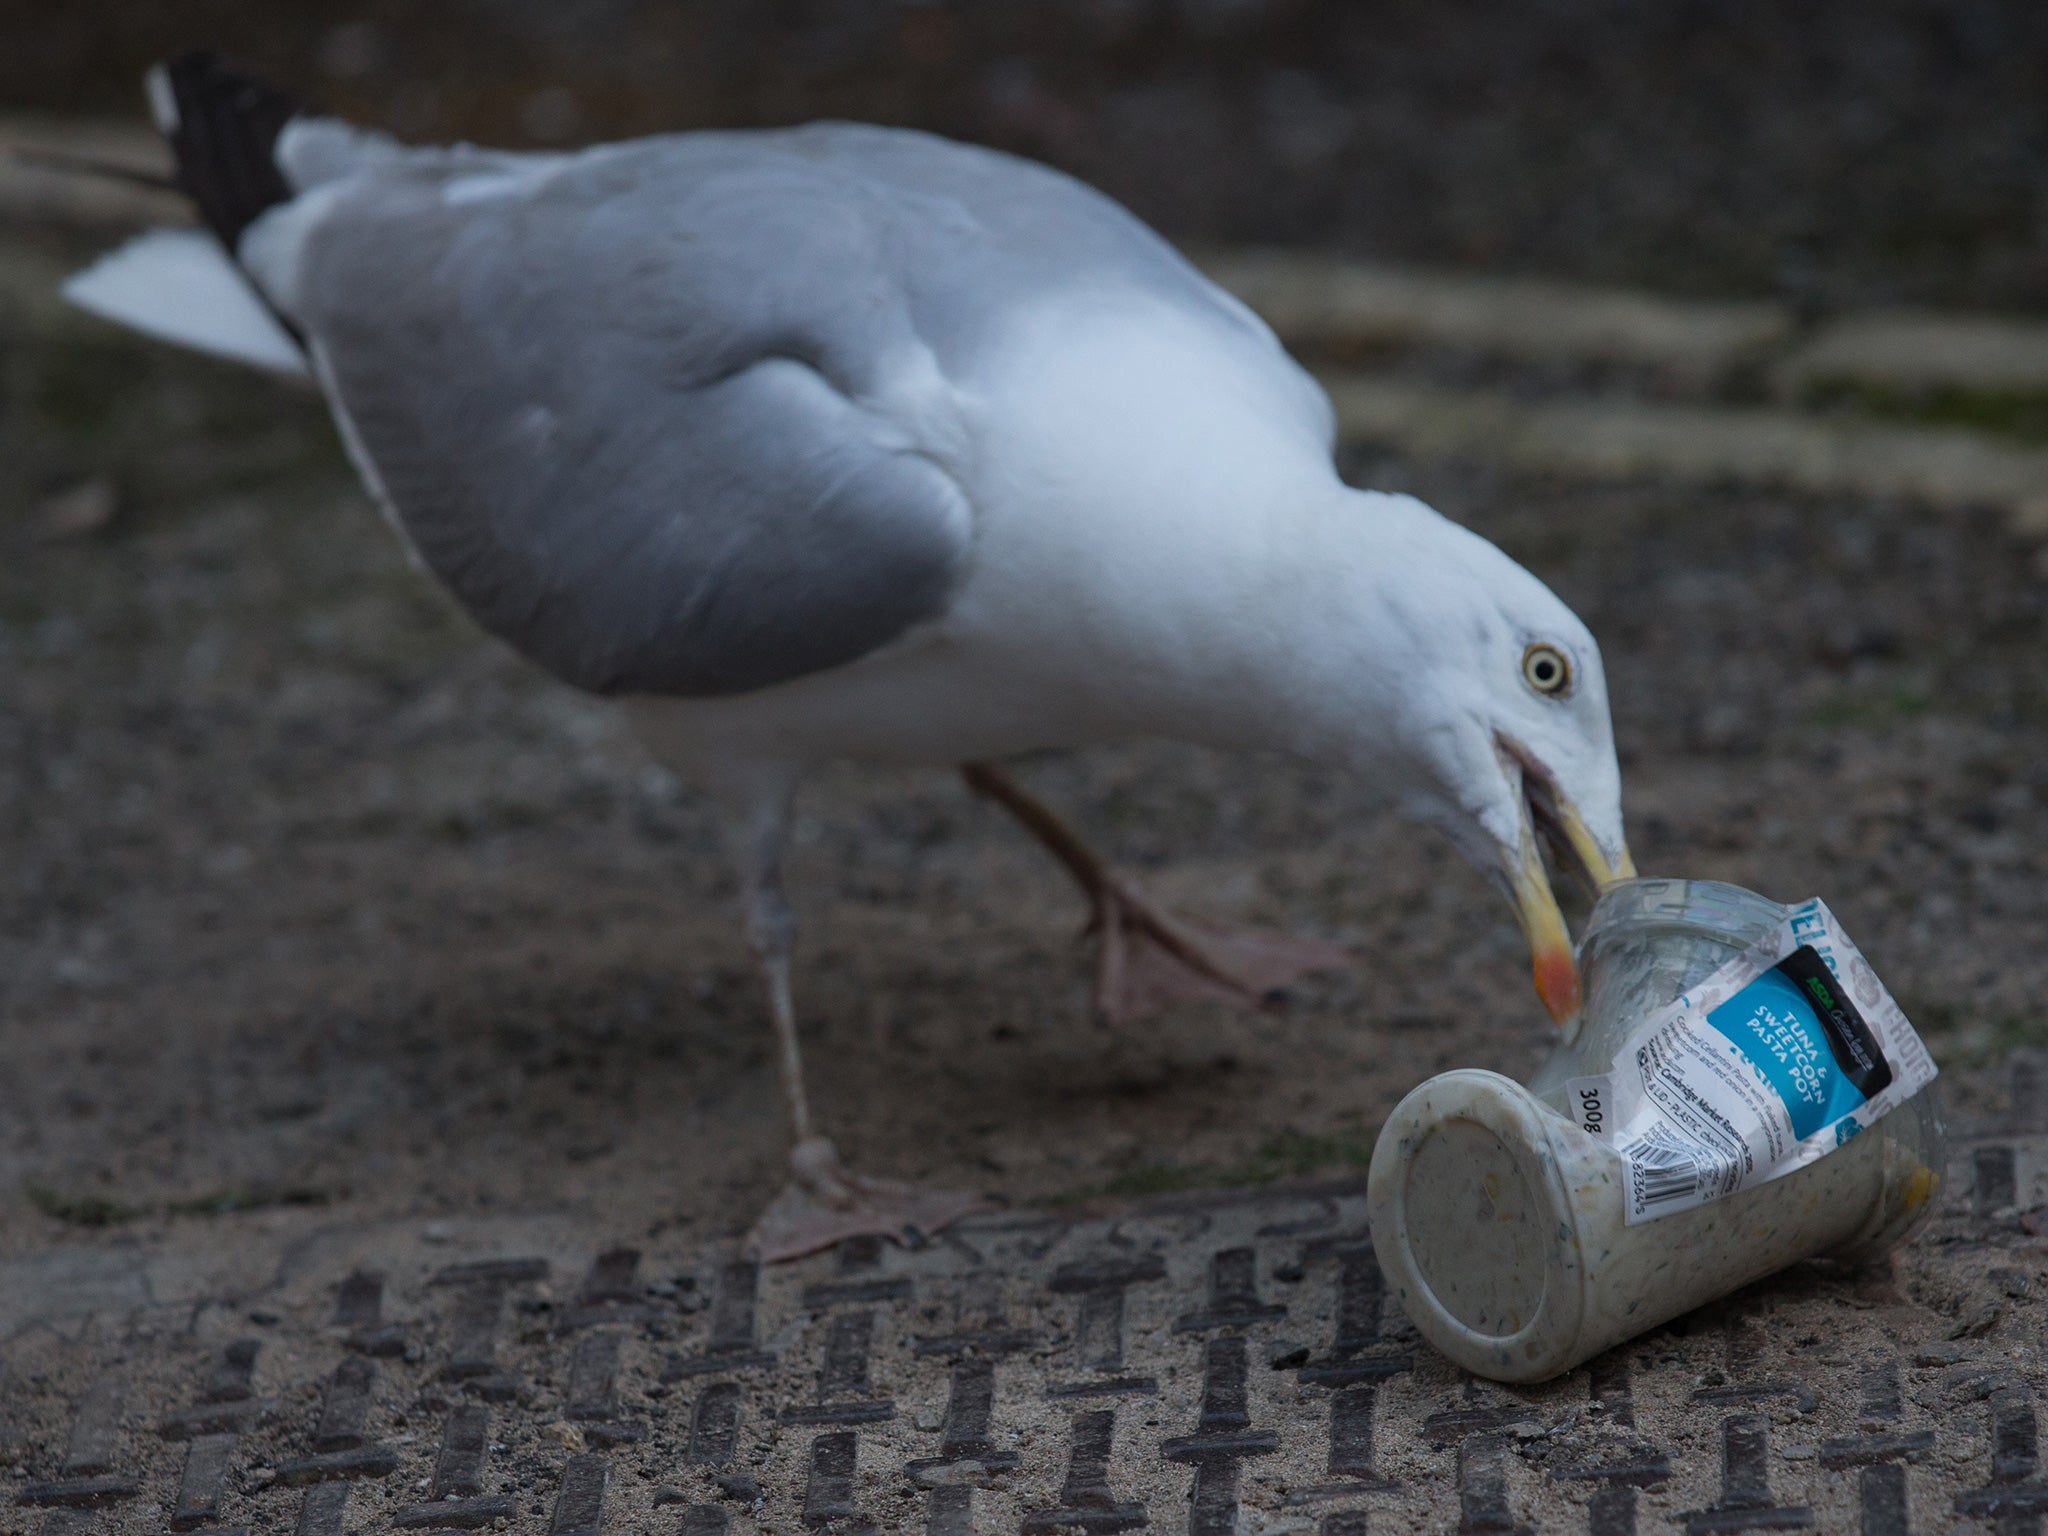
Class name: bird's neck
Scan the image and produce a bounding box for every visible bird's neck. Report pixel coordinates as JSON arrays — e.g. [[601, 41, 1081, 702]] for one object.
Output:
[[1131, 480, 1438, 775], [968, 295, 1434, 774]]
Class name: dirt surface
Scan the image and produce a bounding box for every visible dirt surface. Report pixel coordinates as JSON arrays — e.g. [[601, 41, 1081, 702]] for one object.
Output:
[[4, 212, 2047, 1260]]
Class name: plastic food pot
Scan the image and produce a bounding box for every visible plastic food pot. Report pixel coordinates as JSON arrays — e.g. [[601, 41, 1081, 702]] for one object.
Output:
[[1366, 878, 1944, 1384]]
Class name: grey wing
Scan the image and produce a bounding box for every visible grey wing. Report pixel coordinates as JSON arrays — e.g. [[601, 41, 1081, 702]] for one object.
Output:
[[279, 143, 975, 698]]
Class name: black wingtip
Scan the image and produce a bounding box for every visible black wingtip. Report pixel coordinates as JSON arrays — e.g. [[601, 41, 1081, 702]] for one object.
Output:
[[151, 49, 309, 251]]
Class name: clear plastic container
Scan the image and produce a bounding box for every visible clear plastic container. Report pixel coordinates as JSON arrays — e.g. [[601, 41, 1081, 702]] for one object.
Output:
[[1367, 877, 1945, 1383]]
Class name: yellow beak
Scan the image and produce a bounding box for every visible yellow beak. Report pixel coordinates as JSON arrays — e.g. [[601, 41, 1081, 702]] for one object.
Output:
[[1497, 763, 1635, 1036]]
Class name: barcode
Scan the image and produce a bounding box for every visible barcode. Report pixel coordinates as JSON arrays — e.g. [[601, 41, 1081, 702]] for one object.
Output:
[[1630, 1123, 1705, 1208]]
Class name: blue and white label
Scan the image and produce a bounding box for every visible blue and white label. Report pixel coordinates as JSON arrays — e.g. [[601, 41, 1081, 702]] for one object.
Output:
[[1570, 899, 1937, 1224], [1704, 965, 1870, 1141]]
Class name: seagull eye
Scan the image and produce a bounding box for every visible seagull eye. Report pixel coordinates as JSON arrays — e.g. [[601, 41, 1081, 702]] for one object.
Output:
[[1522, 643, 1573, 698]]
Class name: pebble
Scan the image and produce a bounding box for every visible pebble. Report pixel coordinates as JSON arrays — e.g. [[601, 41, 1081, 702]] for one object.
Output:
[[540, 1422, 587, 1452], [714, 1475, 761, 1504]]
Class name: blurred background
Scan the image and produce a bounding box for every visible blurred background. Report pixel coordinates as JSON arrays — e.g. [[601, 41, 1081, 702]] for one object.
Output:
[[0, 1, 2043, 1246], [7, 0, 2047, 308]]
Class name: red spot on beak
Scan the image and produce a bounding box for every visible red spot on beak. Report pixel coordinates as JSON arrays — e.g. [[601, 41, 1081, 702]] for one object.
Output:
[[1534, 945, 1582, 1025]]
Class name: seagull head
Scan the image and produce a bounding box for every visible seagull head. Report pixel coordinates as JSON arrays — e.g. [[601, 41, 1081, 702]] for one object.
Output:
[[1362, 497, 1633, 1035]]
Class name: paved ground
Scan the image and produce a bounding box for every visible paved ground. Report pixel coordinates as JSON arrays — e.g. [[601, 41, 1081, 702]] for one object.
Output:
[[0, 1060, 2041, 1536]]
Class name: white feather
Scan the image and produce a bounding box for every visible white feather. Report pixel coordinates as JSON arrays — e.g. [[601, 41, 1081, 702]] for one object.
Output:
[[61, 229, 309, 378]]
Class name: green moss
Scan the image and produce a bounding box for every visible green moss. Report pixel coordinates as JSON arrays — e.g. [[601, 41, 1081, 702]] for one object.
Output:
[[1803, 377, 2048, 445], [1896, 992, 2047, 1070], [1919, 1014, 2048, 1071], [1232, 1125, 1375, 1183], [1086, 1162, 1221, 1202], [25, 1182, 139, 1226], [1897, 994, 1965, 1037], [164, 1186, 332, 1218], [1987, 1015, 2048, 1057], [1807, 684, 1932, 728], [24, 1180, 332, 1224]]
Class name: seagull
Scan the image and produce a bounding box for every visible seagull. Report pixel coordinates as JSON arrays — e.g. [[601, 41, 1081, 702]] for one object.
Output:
[[64, 53, 1634, 1260]]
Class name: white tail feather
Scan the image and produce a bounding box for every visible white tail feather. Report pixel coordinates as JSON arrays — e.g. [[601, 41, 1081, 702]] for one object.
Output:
[[62, 228, 308, 378]]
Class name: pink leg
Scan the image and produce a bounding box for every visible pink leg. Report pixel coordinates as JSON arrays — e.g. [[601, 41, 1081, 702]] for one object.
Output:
[[961, 762, 1350, 1025]]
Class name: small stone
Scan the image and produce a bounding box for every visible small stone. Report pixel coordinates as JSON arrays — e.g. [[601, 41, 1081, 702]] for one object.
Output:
[[912, 1460, 988, 1487], [651, 1487, 687, 1505], [249, 1309, 281, 1325], [1265, 1340, 1310, 1369], [1781, 1444, 1818, 1460], [539, 1422, 587, 1453], [714, 1475, 761, 1504], [1914, 1343, 1967, 1367]]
